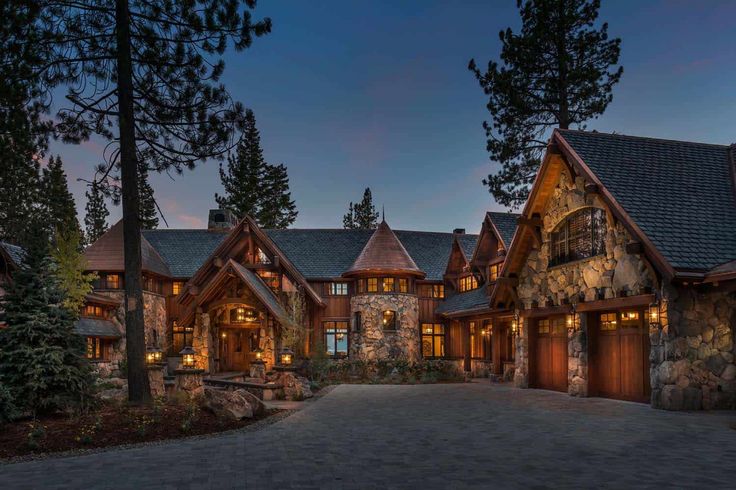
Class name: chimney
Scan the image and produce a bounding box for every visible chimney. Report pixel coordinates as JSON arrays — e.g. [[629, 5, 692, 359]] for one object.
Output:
[[208, 209, 238, 232], [453, 228, 466, 235]]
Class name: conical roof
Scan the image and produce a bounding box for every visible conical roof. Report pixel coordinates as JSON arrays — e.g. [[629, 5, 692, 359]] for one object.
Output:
[[343, 220, 425, 278]]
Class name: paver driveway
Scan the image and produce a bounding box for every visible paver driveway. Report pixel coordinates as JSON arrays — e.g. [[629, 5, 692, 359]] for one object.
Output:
[[2, 382, 736, 489]]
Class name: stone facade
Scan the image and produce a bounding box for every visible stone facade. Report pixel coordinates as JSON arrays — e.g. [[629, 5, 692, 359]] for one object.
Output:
[[350, 294, 420, 362], [651, 287, 736, 410], [514, 172, 656, 398]]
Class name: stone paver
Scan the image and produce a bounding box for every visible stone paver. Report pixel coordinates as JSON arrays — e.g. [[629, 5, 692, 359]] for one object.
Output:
[[2, 383, 736, 489]]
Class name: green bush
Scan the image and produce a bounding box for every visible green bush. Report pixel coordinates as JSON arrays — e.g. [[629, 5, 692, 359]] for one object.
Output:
[[0, 382, 18, 424]]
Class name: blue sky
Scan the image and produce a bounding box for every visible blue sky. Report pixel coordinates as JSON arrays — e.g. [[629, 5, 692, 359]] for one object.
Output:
[[52, 0, 736, 234]]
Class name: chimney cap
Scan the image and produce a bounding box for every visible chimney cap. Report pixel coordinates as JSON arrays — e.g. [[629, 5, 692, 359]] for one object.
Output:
[[208, 209, 238, 232], [453, 228, 465, 235]]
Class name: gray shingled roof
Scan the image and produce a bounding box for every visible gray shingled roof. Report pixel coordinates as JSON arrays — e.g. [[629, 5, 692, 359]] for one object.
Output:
[[559, 130, 736, 271], [229, 261, 290, 325], [457, 234, 477, 261], [487, 212, 520, 248], [74, 318, 122, 338], [0, 241, 25, 267], [435, 287, 489, 315], [142, 229, 226, 278], [265, 229, 478, 281]]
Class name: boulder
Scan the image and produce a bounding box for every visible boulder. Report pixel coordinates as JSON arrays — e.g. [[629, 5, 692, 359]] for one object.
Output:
[[281, 372, 313, 401], [203, 387, 255, 420], [237, 389, 265, 416]]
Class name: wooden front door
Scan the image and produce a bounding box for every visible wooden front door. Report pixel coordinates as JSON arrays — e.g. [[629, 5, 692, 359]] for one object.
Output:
[[532, 317, 568, 392], [491, 320, 515, 375], [591, 310, 650, 402], [219, 328, 250, 372]]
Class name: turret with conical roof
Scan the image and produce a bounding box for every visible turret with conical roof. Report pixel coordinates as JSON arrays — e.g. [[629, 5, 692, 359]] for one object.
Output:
[[343, 220, 425, 278]]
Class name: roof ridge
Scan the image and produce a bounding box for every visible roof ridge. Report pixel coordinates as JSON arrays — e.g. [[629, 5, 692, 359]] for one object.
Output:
[[557, 128, 729, 149]]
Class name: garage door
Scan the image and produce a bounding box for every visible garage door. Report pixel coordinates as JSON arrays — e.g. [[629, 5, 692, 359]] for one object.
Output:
[[591, 310, 650, 402], [532, 317, 568, 392]]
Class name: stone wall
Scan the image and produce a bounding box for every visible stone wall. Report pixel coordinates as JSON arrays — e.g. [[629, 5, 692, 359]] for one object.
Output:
[[651, 287, 736, 410], [350, 294, 420, 362], [515, 172, 656, 397]]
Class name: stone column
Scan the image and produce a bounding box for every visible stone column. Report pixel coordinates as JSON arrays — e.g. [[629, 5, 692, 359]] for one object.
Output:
[[147, 365, 166, 398], [514, 317, 529, 388], [249, 361, 266, 380], [175, 369, 205, 399], [568, 313, 588, 397]]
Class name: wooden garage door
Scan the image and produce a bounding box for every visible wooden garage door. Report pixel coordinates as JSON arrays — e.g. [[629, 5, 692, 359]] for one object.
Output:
[[533, 317, 568, 392], [592, 310, 650, 402]]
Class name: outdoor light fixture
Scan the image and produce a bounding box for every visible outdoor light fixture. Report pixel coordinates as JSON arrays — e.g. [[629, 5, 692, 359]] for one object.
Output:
[[279, 347, 294, 366], [567, 301, 578, 332], [253, 347, 264, 363], [511, 310, 520, 335], [146, 345, 162, 365], [649, 297, 662, 327], [233, 307, 258, 323], [180, 346, 196, 369], [221, 331, 227, 339]]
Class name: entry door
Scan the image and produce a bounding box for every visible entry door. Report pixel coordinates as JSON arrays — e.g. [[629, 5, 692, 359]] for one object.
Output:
[[533, 317, 568, 392], [220, 329, 250, 372], [592, 311, 650, 402], [492, 320, 514, 375]]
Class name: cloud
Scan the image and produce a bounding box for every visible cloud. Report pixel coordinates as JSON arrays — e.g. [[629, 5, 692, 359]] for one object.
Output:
[[176, 214, 205, 228]]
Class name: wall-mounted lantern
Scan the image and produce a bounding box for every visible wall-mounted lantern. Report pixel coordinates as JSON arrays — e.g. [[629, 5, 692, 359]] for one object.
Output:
[[146, 345, 163, 366], [253, 347, 264, 364], [511, 310, 520, 335], [567, 301, 579, 332], [649, 296, 662, 328], [279, 347, 294, 366]]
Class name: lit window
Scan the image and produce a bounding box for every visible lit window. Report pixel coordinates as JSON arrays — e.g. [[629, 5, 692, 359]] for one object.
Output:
[[382, 310, 397, 330], [231, 307, 258, 323], [538, 319, 550, 334], [421, 323, 445, 358], [172, 321, 194, 353], [621, 311, 641, 329], [324, 321, 348, 357], [255, 248, 271, 264], [367, 278, 378, 293], [458, 275, 478, 292], [84, 305, 104, 318], [86, 337, 108, 360], [488, 264, 499, 282], [398, 278, 408, 293], [551, 317, 566, 335], [382, 277, 395, 293], [257, 270, 280, 290], [106, 274, 121, 289], [600, 312, 617, 331], [433, 284, 445, 298], [328, 282, 348, 296], [172, 281, 184, 295], [551, 208, 606, 266]]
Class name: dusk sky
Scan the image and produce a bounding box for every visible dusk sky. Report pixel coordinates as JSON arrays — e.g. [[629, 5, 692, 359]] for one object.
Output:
[[52, 0, 736, 234]]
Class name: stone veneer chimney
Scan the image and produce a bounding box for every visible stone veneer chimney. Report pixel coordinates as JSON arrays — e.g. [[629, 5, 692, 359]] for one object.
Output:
[[207, 209, 238, 232]]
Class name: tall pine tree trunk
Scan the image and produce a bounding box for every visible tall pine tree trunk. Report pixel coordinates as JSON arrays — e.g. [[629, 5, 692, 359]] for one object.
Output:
[[115, 0, 151, 404]]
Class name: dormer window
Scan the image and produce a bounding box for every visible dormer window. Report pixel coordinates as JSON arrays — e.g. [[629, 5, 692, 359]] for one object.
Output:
[[458, 275, 478, 292], [488, 264, 499, 283], [550, 208, 606, 266], [83, 305, 105, 318]]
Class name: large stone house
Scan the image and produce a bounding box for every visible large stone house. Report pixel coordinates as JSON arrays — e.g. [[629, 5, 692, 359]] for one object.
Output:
[[2, 129, 733, 411]]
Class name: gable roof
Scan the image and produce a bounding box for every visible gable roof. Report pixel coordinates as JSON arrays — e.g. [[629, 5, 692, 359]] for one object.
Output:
[[0, 241, 24, 269], [557, 130, 736, 272], [343, 220, 424, 278], [486, 212, 520, 250], [84, 221, 172, 277], [265, 228, 478, 281], [457, 234, 478, 260]]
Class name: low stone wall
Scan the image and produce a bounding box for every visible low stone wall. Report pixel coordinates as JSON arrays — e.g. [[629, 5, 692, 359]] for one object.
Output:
[[350, 294, 420, 362]]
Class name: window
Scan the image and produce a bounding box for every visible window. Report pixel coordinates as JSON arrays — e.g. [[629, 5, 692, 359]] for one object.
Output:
[[621, 311, 641, 330], [83, 305, 104, 318], [144, 275, 163, 294], [172, 321, 194, 353], [324, 321, 348, 357], [230, 307, 258, 323], [327, 282, 348, 296], [488, 264, 499, 283], [86, 337, 109, 361], [106, 274, 121, 289], [419, 284, 444, 298], [257, 270, 280, 290], [421, 323, 445, 358], [172, 281, 184, 295], [382, 277, 395, 293], [538, 319, 550, 334], [353, 311, 362, 332], [550, 208, 606, 266], [433, 284, 445, 298], [398, 278, 408, 293], [357, 279, 365, 293], [458, 275, 479, 292], [551, 317, 566, 335], [367, 278, 378, 293], [382, 310, 397, 330], [600, 312, 617, 331], [470, 321, 491, 359]]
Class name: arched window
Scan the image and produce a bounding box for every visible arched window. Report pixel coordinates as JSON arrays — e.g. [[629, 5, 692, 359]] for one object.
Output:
[[550, 208, 606, 266]]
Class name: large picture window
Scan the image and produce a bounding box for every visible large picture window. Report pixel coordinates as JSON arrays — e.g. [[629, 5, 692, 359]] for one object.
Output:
[[324, 321, 348, 357], [421, 323, 445, 358], [550, 208, 606, 266]]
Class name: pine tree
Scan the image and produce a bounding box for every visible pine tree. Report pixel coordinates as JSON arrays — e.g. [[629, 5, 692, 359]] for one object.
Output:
[[215, 109, 266, 219], [343, 202, 356, 229], [354, 188, 379, 229], [84, 180, 109, 244], [137, 162, 158, 230], [41, 155, 81, 239], [468, 0, 622, 209], [0, 225, 93, 417], [0, 156, 40, 244], [257, 163, 298, 229]]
